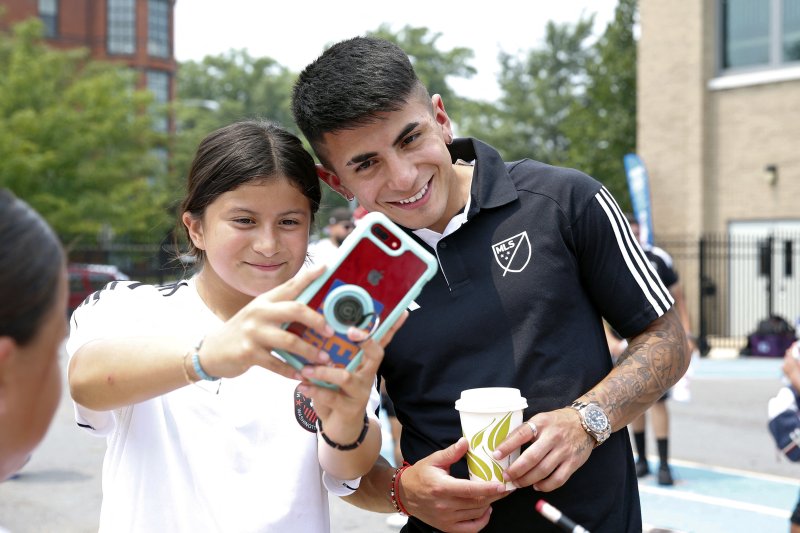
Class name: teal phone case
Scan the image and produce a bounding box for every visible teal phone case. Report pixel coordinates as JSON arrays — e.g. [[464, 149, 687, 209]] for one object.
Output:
[[274, 211, 438, 388]]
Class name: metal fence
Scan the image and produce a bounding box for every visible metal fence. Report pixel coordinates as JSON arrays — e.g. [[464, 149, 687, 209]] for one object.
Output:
[[68, 243, 194, 286], [660, 232, 800, 355], [69, 232, 800, 356]]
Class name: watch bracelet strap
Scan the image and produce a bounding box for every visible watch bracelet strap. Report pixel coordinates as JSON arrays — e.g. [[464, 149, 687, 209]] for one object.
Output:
[[569, 400, 610, 446]]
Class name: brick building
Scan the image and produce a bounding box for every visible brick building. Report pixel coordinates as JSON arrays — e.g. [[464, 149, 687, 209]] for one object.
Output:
[[638, 0, 800, 340], [1, 0, 177, 131]]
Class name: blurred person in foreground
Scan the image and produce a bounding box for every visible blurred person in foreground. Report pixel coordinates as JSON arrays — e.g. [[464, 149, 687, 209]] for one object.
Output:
[[292, 36, 689, 532], [0, 189, 68, 481]]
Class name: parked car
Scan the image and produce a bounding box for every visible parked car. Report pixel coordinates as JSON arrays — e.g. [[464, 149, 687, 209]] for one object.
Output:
[[68, 263, 129, 313]]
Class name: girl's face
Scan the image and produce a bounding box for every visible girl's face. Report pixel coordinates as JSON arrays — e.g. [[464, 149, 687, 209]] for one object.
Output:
[[184, 176, 313, 301], [0, 267, 67, 480]]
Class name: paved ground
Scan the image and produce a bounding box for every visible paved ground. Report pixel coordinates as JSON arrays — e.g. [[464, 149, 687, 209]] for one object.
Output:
[[1, 355, 798, 532]]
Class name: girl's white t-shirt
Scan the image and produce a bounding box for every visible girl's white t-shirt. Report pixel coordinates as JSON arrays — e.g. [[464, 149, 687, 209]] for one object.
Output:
[[66, 278, 377, 533]]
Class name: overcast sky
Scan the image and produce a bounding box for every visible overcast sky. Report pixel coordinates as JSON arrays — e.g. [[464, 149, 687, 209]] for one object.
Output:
[[174, 1, 618, 100]]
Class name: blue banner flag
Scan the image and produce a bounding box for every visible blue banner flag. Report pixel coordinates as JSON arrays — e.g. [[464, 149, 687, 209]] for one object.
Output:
[[623, 153, 654, 246]]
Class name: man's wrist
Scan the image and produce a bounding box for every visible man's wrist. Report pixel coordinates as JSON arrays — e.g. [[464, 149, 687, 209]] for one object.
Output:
[[390, 462, 412, 516], [569, 401, 611, 447]]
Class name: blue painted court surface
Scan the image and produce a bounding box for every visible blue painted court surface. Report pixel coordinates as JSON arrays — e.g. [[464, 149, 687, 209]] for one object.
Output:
[[691, 356, 785, 380], [641, 355, 795, 532], [639, 459, 797, 532]]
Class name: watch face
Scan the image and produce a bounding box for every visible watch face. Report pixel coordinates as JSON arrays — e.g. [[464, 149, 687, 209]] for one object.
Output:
[[584, 404, 608, 432]]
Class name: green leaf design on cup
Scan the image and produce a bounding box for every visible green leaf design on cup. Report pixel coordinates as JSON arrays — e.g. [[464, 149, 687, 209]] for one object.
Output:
[[470, 418, 496, 450], [480, 445, 506, 483], [466, 450, 492, 481], [487, 412, 513, 451], [490, 456, 505, 483]]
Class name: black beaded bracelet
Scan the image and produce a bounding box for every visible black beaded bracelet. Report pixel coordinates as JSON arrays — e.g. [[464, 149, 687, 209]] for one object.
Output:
[[317, 413, 370, 451]]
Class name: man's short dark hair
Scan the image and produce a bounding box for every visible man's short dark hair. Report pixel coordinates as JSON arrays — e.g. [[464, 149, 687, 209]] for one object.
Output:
[[291, 36, 430, 148]]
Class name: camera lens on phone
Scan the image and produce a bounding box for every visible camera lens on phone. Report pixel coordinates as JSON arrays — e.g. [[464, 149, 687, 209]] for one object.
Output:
[[333, 296, 364, 326], [323, 284, 376, 335], [372, 225, 389, 241]]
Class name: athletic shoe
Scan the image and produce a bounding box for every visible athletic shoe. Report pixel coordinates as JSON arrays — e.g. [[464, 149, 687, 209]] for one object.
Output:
[[658, 464, 674, 486]]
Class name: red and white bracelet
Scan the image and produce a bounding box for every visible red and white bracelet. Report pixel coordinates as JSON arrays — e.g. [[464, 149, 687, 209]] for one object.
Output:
[[390, 462, 411, 517]]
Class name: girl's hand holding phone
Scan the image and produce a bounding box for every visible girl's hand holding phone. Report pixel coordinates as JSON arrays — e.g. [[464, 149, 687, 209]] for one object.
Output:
[[197, 265, 338, 382], [299, 311, 408, 445], [273, 212, 437, 382]]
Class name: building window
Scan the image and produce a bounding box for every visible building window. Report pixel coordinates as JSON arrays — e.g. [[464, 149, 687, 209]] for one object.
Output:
[[146, 69, 170, 132], [146, 70, 170, 104], [721, 0, 800, 70], [786, 0, 800, 61], [148, 0, 170, 58], [107, 0, 136, 55], [39, 0, 58, 38]]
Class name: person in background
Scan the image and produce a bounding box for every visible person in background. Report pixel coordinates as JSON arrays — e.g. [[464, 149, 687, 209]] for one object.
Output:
[[66, 121, 400, 533], [624, 212, 696, 486], [292, 36, 689, 532], [0, 189, 67, 481], [308, 206, 355, 266], [782, 341, 800, 533]]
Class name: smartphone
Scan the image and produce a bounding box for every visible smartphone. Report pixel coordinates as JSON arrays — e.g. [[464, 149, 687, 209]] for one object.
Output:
[[274, 211, 438, 385]]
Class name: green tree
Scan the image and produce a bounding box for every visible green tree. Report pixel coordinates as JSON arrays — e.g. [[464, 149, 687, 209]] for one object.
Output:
[[460, 17, 595, 164], [176, 49, 296, 129], [0, 19, 168, 244], [172, 27, 480, 228], [369, 24, 477, 122], [171, 50, 302, 216], [562, 0, 637, 209]]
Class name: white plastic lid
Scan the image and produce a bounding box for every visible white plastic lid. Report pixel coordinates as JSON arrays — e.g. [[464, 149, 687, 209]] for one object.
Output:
[[454, 387, 528, 413]]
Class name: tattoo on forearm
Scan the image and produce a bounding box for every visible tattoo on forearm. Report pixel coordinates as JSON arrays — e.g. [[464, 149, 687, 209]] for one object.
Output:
[[588, 310, 687, 424]]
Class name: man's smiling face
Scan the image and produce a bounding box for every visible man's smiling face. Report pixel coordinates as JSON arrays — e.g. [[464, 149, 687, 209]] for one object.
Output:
[[317, 95, 462, 233]]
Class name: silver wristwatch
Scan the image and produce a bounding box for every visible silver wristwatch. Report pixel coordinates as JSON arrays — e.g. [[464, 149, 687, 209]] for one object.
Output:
[[570, 400, 611, 447]]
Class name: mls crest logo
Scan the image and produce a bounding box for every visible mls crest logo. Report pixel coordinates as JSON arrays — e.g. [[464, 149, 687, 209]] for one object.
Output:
[[492, 231, 532, 276]]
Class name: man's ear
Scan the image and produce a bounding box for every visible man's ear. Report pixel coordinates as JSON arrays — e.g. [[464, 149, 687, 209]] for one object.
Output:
[[181, 212, 206, 251], [316, 165, 354, 201], [431, 94, 454, 143]]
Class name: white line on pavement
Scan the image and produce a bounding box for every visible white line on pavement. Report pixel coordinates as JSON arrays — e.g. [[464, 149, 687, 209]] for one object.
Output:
[[639, 484, 791, 518]]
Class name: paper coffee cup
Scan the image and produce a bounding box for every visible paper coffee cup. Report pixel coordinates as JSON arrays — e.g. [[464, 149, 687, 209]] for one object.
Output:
[[455, 387, 528, 490]]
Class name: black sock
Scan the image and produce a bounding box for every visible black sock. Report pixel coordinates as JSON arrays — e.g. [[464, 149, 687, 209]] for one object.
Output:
[[632, 430, 646, 461], [657, 438, 669, 467]]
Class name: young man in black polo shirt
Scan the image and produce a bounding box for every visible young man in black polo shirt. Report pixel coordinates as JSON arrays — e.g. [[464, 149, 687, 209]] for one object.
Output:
[[292, 36, 689, 532]]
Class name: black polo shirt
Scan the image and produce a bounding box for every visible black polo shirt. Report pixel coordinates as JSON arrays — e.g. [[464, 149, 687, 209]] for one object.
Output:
[[381, 138, 672, 532]]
